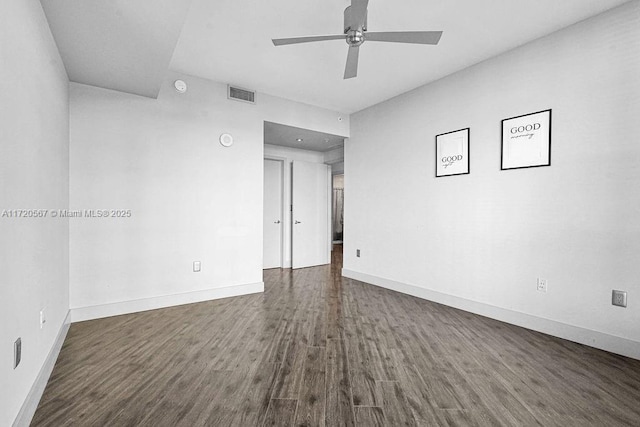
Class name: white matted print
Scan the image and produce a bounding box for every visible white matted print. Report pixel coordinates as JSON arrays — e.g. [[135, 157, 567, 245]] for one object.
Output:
[[501, 109, 551, 170], [436, 128, 470, 177]]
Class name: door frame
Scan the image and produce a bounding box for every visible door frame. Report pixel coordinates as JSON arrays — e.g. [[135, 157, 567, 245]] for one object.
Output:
[[264, 156, 285, 269], [331, 173, 344, 244]]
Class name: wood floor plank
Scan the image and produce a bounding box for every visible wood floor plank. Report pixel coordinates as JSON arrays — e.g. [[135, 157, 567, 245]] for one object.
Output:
[[308, 308, 327, 347], [377, 380, 417, 426], [391, 359, 444, 424], [350, 370, 378, 407], [272, 323, 308, 399], [326, 339, 355, 427], [354, 406, 384, 426], [263, 399, 298, 427], [172, 369, 234, 427], [294, 346, 327, 427], [31, 244, 640, 426]]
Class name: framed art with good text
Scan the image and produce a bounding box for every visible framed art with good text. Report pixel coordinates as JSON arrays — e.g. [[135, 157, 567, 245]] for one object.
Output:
[[436, 128, 470, 177], [501, 109, 551, 170]]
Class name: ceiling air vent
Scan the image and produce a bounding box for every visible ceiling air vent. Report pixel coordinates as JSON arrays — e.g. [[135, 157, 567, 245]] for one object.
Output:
[[227, 85, 256, 104]]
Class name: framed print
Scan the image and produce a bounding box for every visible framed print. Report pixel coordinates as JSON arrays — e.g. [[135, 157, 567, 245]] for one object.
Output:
[[436, 128, 470, 177], [501, 109, 551, 170]]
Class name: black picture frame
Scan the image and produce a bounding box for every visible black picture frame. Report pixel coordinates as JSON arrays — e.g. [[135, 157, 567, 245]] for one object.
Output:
[[435, 128, 470, 178], [501, 109, 552, 170]]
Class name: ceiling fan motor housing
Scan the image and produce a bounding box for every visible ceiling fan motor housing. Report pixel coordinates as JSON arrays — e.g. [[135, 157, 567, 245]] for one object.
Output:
[[344, 6, 367, 33], [346, 30, 365, 46]]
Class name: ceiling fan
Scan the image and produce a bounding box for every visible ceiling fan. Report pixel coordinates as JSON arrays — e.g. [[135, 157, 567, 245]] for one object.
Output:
[[271, 0, 443, 79]]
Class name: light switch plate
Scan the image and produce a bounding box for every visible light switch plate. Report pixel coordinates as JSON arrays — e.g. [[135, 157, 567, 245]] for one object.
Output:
[[193, 261, 201, 272]]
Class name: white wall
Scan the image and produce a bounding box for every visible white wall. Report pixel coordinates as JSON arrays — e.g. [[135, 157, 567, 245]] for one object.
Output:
[[0, 0, 69, 425], [324, 146, 344, 165], [324, 146, 345, 176], [69, 75, 348, 319], [331, 161, 345, 176], [264, 144, 327, 268], [344, 2, 640, 358]]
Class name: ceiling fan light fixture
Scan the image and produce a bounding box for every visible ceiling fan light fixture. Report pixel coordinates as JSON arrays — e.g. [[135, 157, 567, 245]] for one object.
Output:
[[346, 30, 365, 47]]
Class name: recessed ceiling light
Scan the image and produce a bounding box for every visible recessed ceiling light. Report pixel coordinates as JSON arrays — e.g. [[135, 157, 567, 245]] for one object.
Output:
[[296, 138, 303, 142]]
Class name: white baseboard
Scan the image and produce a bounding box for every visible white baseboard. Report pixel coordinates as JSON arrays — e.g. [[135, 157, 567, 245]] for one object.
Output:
[[13, 311, 71, 427], [70, 282, 264, 323], [342, 269, 640, 360]]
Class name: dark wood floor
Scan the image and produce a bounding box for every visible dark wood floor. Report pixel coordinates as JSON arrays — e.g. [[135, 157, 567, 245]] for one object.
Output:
[[33, 245, 640, 426]]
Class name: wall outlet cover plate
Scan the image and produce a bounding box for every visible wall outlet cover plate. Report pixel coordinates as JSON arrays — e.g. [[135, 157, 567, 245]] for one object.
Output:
[[536, 278, 547, 292], [612, 290, 627, 307]]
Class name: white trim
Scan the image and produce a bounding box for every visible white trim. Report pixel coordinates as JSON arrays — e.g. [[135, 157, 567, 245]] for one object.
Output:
[[13, 311, 71, 427], [70, 282, 264, 323], [326, 164, 332, 264], [342, 269, 640, 360]]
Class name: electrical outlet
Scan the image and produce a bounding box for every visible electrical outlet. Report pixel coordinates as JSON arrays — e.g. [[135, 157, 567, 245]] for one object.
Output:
[[193, 261, 201, 272], [14, 338, 21, 369], [537, 278, 547, 293], [40, 309, 46, 329], [356, 249, 360, 258], [612, 290, 627, 308]]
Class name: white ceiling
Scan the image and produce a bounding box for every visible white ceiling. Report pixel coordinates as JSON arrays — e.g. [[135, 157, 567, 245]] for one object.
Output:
[[41, 0, 192, 98], [41, 0, 629, 110], [170, 0, 630, 112], [264, 122, 344, 152]]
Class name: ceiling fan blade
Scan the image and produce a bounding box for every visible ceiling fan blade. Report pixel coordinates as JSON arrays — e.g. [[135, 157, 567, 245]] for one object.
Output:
[[351, 0, 369, 28], [365, 31, 443, 45], [344, 46, 360, 79], [272, 34, 345, 46]]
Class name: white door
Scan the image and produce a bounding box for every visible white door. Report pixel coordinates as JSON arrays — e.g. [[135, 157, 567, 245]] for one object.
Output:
[[263, 159, 282, 269], [292, 161, 331, 269]]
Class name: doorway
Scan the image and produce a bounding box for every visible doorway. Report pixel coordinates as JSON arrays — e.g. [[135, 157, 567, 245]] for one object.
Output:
[[263, 121, 345, 270], [263, 158, 283, 269], [332, 174, 344, 243]]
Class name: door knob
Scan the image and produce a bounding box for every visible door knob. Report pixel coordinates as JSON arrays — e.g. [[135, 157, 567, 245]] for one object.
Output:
[[294, 220, 301, 224], [274, 220, 281, 224]]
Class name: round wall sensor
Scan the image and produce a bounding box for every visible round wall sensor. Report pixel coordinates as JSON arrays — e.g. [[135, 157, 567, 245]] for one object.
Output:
[[219, 133, 234, 147], [174, 80, 187, 93]]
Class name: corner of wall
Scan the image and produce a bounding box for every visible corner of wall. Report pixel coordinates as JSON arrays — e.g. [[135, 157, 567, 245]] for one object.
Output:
[[12, 312, 71, 427]]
